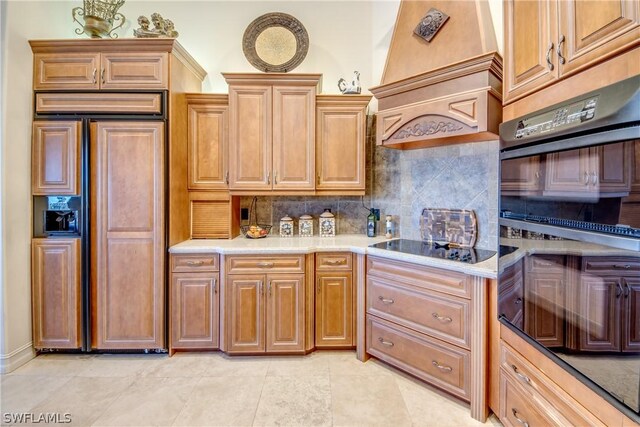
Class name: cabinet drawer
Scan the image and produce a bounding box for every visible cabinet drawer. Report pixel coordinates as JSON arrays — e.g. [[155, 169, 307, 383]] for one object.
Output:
[[500, 373, 556, 427], [316, 252, 352, 271], [226, 255, 305, 274], [367, 276, 469, 349], [525, 255, 565, 273], [367, 315, 470, 401], [501, 342, 605, 426], [172, 254, 219, 272], [582, 257, 640, 274], [367, 256, 470, 299]]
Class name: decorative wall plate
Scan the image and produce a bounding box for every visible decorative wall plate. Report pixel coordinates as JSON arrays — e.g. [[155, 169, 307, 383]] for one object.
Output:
[[242, 12, 309, 73]]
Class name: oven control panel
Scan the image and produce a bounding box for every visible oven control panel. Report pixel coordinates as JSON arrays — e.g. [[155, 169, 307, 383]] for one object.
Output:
[[515, 96, 599, 139]]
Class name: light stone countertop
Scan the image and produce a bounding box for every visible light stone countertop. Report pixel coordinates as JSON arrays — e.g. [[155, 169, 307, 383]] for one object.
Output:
[[499, 237, 640, 273], [169, 234, 500, 279]]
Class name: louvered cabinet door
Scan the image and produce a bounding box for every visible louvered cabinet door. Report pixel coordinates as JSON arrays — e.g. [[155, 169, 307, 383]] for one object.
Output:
[[90, 121, 165, 350]]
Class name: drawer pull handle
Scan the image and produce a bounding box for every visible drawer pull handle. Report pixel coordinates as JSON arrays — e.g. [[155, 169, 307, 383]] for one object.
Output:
[[537, 261, 553, 266], [378, 296, 394, 305], [432, 313, 452, 323], [268, 281, 272, 296], [92, 68, 97, 84], [511, 365, 531, 384], [614, 264, 631, 269], [186, 260, 204, 266], [378, 337, 394, 347], [258, 262, 274, 268], [545, 42, 554, 71], [101, 68, 105, 85], [324, 259, 346, 265], [213, 278, 217, 294], [512, 409, 529, 427], [431, 361, 452, 372], [557, 34, 566, 65]]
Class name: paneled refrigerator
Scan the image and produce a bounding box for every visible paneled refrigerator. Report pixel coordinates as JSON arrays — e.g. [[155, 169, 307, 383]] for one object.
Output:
[[32, 117, 165, 352]]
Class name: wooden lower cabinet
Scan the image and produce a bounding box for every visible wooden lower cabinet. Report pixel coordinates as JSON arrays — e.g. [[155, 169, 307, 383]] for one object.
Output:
[[498, 259, 524, 330], [524, 255, 565, 347], [499, 327, 623, 426], [226, 272, 305, 354], [365, 256, 488, 421], [315, 271, 354, 348], [169, 253, 220, 352], [31, 238, 81, 349], [622, 276, 640, 352]]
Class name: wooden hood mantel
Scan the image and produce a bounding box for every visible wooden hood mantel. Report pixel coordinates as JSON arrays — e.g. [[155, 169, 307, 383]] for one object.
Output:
[[371, 0, 503, 150]]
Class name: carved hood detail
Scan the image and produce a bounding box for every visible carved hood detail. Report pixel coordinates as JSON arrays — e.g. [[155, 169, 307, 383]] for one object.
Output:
[[370, 0, 503, 150]]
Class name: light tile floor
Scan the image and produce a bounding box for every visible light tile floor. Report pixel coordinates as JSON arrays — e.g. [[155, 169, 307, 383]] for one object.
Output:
[[1, 351, 502, 427]]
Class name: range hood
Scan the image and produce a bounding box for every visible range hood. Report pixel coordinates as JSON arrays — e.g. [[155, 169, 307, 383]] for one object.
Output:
[[370, 0, 503, 150]]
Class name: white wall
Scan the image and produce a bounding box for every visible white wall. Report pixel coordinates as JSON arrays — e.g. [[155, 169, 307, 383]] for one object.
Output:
[[0, 0, 502, 371]]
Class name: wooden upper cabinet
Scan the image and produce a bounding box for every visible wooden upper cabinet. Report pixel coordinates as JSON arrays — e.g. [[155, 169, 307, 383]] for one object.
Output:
[[272, 86, 315, 191], [544, 147, 592, 195], [504, 0, 558, 104], [90, 121, 165, 350], [558, 0, 640, 76], [228, 85, 272, 191], [503, 0, 640, 105], [187, 96, 229, 190], [544, 143, 631, 196], [316, 95, 370, 194], [34, 53, 100, 90], [224, 73, 321, 194], [33, 50, 168, 91], [500, 155, 542, 195], [32, 121, 81, 195], [101, 52, 168, 90], [595, 142, 632, 194], [32, 238, 81, 349]]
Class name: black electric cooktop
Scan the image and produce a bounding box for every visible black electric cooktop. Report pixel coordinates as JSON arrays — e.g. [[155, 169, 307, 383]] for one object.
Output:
[[369, 239, 496, 264]]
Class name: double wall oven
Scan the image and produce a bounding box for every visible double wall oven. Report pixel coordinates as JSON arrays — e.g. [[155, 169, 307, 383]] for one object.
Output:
[[498, 76, 640, 420]]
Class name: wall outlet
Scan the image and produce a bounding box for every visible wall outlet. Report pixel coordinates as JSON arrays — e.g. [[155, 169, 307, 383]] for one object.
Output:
[[240, 208, 249, 221], [372, 208, 380, 221]]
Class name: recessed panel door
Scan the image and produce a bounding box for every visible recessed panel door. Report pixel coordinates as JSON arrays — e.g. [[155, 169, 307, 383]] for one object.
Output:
[[91, 121, 164, 349]]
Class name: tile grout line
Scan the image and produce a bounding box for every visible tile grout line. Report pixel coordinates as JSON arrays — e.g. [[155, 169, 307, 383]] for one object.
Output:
[[249, 360, 270, 427], [168, 376, 202, 427]]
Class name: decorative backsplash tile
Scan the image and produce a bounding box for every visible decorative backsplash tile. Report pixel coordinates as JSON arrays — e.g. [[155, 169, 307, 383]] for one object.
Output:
[[238, 115, 499, 250]]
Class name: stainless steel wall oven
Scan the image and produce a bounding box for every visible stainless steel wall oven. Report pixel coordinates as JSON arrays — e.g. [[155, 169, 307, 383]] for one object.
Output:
[[498, 76, 640, 420]]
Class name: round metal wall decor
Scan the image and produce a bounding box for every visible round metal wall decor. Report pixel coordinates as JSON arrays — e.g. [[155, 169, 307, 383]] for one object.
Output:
[[242, 12, 309, 73]]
